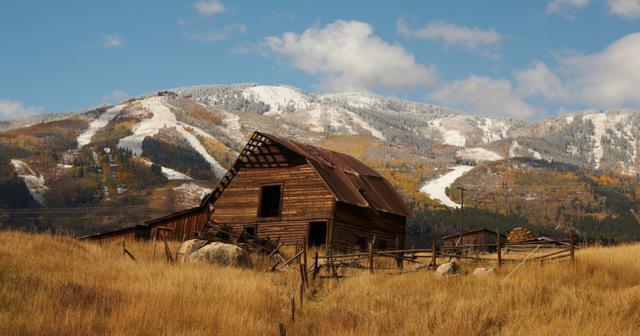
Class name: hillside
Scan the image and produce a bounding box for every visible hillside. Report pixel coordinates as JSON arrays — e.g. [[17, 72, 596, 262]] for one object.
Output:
[[0, 231, 639, 335], [0, 84, 639, 241]]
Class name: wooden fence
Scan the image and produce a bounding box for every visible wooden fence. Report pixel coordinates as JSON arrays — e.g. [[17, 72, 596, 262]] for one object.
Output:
[[297, 230, 577, 278]]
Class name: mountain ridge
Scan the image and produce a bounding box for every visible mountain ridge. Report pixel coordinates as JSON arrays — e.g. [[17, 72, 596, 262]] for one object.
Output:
[[1, 83, 639, 241]]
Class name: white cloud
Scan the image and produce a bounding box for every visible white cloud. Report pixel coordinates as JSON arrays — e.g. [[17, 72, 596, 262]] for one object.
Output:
[[514, 61, 568, 101], [177, 19, 188, 26], [264, 20, 438, 92], [547, 0, 589, 18], [397, 18, 504, 57], [194, 0, 225, 16], [0, 100, 44, 120], [185, 23, 248, 41], [607, 0, 640, 18], [511, 32, 640, 110], [428, 76, 538, 119], [101, 34, 124, 48], [558, 32, 640, 107], [102, 90, 128, 105]]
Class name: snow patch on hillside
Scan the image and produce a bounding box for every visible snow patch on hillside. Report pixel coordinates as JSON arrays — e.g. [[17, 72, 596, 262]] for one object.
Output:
[[242, 85, 314, 115], [323, 92, 383, 110], [220, 110, 245, 144], [10, 159, 48, 205], [118, 97, 226, 177], [478, 118, 509, 143], [327, 107, 352, 133], [140, 159, 192, 180], [509, 140, 543, 160], [172, 182, 212, 208], [76, 104, 124, 148], [420, 165, 474, 208], [582, 112, 630, 169], [306, 107, 324, 132], [456, 147, 502, 162], [430, 119, 466, 147], [345, 111, 385, 140]]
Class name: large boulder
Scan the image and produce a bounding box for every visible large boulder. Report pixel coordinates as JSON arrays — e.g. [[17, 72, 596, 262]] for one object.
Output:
[[176, 239, 209, 262], [435, 262, 460, 277], [180, 241, 252, 268]]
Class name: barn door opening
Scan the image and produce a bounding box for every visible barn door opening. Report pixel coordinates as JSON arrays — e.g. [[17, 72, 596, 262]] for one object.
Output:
[[308, 221, 328, 247]]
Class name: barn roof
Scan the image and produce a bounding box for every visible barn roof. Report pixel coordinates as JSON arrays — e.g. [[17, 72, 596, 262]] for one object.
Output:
[[256, 132, 412, 217], [144, 205, 205, 226]]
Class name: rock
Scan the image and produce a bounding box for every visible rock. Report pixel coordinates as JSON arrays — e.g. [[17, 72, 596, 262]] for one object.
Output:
[[472, 267, 496, 276], [435, 262, 460, 277], [176, 239, 209, 262], [184, 242, 252, 268]]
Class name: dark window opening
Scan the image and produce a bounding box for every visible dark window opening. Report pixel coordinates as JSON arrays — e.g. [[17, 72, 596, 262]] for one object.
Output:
[[308, 221, 328, 247], [258, 185, 282, 218], [241, 225, 257, 241]]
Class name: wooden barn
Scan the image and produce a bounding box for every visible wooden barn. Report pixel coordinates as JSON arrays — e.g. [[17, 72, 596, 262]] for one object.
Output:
[[441, 229, 505, 252], [81, 131, 412, 250]]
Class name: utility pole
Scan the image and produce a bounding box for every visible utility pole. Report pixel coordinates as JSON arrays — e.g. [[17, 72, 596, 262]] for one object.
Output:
[[457, 186, 466, 236]]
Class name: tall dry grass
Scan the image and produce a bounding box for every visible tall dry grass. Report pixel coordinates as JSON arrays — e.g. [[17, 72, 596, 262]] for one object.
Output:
[[0, 231, 639, 335]]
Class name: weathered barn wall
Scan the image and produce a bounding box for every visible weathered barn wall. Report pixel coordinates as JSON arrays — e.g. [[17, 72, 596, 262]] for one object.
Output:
[[441, 229, 505, 252], [213, 161, 335, 245], [333, 203, 406, 251], [148, 207, 209, 241]]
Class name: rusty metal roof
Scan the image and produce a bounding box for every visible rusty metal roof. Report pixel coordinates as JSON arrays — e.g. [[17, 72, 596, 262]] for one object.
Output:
[[258, 132, 412, 217]]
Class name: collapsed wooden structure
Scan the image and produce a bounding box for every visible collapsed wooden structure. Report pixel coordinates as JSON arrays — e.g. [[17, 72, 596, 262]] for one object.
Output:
[[82, 131, 412, 251]]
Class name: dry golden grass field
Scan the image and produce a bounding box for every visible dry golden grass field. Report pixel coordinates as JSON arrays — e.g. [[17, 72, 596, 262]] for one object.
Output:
[[1, 231, 639, 336]]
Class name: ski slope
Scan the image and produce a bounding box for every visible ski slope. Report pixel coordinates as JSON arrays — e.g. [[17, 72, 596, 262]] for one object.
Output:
[[420, 165, 474, 208]]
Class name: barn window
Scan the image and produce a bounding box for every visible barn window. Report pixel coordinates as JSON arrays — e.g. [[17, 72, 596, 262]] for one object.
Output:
[[258, 184, 282, 218]]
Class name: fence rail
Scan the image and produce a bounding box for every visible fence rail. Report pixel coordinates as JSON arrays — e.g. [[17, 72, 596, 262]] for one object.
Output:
[[307, 230, 577, 278]]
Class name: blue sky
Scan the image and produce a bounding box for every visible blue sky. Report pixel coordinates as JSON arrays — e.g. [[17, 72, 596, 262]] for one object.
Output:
[[1, 0, 639, 120]]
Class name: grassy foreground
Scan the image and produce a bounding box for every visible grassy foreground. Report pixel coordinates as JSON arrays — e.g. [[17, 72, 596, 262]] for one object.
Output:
[[0, 231, 639, 335]]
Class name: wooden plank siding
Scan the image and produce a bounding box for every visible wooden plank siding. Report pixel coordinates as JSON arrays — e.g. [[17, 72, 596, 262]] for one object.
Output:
[[148, 208, 209, 242], [441, 229, 504, 252], [213, 162, 335, 245], [333, 203, 406, 251]]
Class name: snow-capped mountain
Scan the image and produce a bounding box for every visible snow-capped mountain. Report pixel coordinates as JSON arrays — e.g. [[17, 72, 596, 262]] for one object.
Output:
[[1, 83, 639, 237]]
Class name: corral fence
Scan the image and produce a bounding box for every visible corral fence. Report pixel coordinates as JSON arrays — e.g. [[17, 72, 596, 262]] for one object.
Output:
[[307, 229, 577, 278]]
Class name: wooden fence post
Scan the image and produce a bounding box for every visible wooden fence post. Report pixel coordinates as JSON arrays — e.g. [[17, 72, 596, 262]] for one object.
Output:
[[313, 252, 319, 280], [569, 230, 575, 264], [163, 236, 174, 263], [302, 236, 308, 286], [290, 292, 295, 322], [368, 240, 374, 274], [299, 282, 304, 308], [496, 228, 502, 270], [431, 241, 437, 269], [151, 229, 158, 259], [395, 237, 402, 270]]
